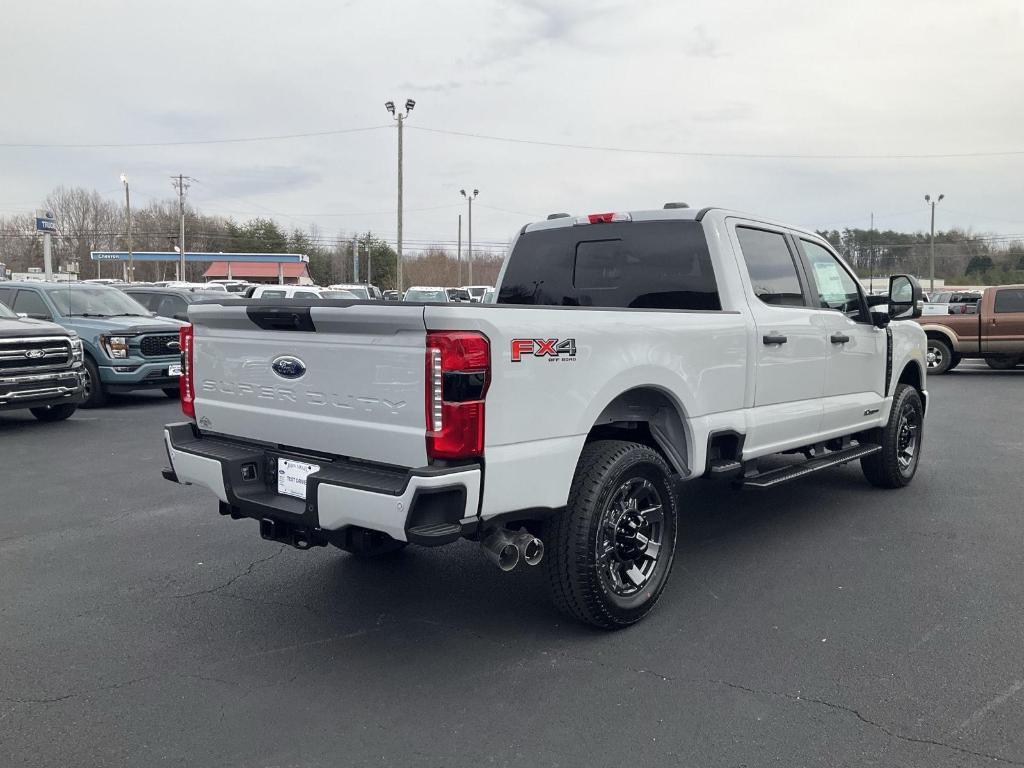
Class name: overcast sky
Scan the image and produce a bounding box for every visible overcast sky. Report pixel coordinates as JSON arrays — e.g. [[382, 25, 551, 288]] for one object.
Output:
[[1, 0, 1023, 253]]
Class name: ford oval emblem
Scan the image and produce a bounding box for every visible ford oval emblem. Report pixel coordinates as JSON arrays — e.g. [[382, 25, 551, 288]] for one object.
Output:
[[271, 355, 307, 380]]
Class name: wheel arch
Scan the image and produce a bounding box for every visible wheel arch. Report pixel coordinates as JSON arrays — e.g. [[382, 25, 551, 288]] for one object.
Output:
[[583, 386, 692, 477], [897, 360, 927, 413], [919, 325, 958, 349]]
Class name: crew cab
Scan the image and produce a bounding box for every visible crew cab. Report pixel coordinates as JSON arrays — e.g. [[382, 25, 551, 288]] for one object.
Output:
[[0, 299, 85, 421], [162, 206, 928, 628], [917, 285, 1024, 372], [0, 282, 184, 407]]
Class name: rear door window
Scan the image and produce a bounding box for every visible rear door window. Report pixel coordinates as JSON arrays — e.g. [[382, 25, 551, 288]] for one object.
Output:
[[735, 227, 806, 307], [155, 295, 188, 318], [127, 292, 156, 310], [993, 288, 1024, 313], [259, 290, 286, 299], [498, 220, 720, 310]]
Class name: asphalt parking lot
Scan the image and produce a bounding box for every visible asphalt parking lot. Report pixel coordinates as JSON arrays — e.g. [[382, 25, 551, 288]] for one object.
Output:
[[2, 363, 1022, 768]]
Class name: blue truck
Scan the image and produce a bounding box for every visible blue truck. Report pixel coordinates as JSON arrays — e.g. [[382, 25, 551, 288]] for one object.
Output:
[[0, 282, 184, 407]]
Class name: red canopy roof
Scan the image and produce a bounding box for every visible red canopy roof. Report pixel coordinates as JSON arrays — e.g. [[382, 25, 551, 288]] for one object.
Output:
[[203, 261, 309, 279]]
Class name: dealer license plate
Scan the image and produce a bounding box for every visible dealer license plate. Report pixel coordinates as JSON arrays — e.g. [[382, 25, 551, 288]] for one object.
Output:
[[168, 363, 182, 376], [277, 458, 321, 500]]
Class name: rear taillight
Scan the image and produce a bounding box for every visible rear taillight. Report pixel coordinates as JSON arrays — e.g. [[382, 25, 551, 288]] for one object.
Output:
[[179, 324, 195, 420], [425, 331, 490, 460]]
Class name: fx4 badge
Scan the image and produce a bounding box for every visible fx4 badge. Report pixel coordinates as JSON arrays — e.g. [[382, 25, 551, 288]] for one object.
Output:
[[511, 338, 577, 363]]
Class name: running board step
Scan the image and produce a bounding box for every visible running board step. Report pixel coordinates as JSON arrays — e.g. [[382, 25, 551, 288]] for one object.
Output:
[[406, 522, 463, 546], [708, 459, 743, 475], [742, 444, 881, 488]]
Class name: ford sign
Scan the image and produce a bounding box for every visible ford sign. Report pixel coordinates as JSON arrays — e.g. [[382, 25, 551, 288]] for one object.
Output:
[[271, 356, 307, 380]]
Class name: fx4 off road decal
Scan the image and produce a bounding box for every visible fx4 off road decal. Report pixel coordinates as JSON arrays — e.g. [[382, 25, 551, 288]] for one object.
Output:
[[511, 338, 577, 363]]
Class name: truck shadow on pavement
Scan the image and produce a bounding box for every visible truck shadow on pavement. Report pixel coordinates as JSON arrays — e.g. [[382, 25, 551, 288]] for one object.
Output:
[[248, 463, 889, 644]]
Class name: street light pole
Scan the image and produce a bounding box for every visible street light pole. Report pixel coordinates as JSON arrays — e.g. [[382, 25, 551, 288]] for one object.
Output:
[[121, 174, 133, 283], [385, 99, 415, 292], [925, 193, 944, 293], [460, 189, 478, 284]]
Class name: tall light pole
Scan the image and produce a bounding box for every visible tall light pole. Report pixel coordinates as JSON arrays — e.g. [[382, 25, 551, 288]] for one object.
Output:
[[120, 174, 133, 283], [172, 174, 192, 281], [925, 193, 944, 292], [460, 189, 478, 284], [386, 98, 415, 292]]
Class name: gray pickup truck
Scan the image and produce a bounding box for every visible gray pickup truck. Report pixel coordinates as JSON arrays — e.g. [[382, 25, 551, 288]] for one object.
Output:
[[0, 298, 85, 421]]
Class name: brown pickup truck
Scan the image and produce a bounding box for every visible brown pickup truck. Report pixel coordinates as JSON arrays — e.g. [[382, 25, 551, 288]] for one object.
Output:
[[918, 285, 1024, 373]]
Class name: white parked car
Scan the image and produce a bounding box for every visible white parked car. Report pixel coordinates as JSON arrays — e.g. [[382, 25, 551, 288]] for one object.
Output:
[[249, 285, 357, 300], [163, 206, 928, 628], [327, 284, 381, 300], [461, 285, 492, 302], [403, 286, 451, 303], [160, 281, 228, 293]]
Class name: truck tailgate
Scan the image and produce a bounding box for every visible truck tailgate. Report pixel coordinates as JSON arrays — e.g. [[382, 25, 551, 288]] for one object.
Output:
[[188, 302, 428, 467]]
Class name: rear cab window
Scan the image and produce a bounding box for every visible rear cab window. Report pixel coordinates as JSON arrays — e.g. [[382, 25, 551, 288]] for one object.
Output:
[[498, 220, 721, 310], [993, 288, 1024, 313]]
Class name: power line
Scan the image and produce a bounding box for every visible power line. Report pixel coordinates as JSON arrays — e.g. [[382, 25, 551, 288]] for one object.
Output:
[[0, 125, 389, 149], [409, 126, 1024, 161], [2, 120, 1022, 160]]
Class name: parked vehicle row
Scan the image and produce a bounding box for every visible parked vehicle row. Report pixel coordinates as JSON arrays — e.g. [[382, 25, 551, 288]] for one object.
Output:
[[0, 282, 183, 408], [0, 299, 85, 421], [161, 205, 929, 629]]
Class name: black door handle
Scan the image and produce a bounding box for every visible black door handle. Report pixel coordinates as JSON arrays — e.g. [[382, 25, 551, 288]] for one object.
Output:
[[763, 334, 788, 345], [830, 333, 851, 344]]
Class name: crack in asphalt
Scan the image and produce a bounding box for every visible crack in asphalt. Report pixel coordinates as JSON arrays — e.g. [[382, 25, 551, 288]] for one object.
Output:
[[1, 675, 155, 705], [549, 651, 1022, 766], [172, 545, 286, 599], [684, 672, 1022, 766]]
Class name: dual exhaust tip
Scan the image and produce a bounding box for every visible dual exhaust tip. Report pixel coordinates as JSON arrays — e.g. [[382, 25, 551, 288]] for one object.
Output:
[[481, 527, 544, 571]]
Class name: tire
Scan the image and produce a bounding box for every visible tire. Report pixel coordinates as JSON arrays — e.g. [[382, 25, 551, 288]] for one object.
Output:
[[544, 440, 679, 629], [948, 354, 962, 371], [861, 384, 924, 489], [163, 387, 180, 398], [925, 338, 953, 375], [80, 357, 107, 408], [29, 403, 78, 422], [985, 356, 1020, 370]]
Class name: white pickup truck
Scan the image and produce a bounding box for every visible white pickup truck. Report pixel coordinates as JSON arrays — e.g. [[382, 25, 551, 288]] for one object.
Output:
[[163, 206, 928, 628]]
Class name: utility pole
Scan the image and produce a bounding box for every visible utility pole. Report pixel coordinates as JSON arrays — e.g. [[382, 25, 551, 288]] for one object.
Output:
[[121, 174, 133, 282], [365, 234, 373, 286], [385, 99, 416, 293], [924, 193, 944, 293], [461, 189, 478, 284], [172, 174, 191, 280], [457, 214, 462, 285], [868, 212, 874, 293], [354, 236, 362, 284]]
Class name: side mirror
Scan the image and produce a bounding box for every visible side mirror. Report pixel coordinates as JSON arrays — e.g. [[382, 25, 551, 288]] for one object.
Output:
[[888, 274, 923, 320]]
